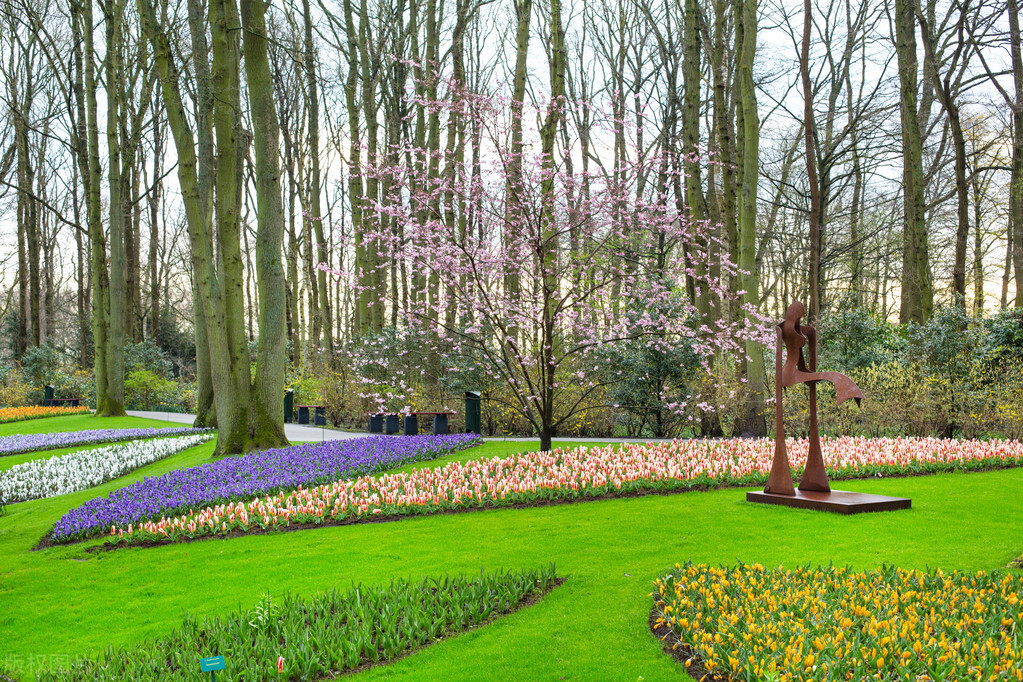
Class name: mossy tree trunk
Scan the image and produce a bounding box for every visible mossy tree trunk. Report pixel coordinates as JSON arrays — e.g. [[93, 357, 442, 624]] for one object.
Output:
[[736, 0, 767, 437]]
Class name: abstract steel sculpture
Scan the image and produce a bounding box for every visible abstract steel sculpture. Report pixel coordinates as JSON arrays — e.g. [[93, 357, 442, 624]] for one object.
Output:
[[748, 301, 911, 514]]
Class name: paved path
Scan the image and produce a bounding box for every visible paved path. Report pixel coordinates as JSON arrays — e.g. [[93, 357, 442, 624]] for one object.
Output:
[[127, 410, 366, 443], [129, 411, 675, 445]]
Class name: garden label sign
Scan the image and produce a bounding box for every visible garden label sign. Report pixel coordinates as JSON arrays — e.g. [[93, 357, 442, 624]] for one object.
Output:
[[746, 301, 911, 514], [199, 655, 225, 680]]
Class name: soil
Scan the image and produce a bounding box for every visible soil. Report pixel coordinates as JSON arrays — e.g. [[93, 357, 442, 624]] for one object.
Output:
[[648, 605, 729, 682]]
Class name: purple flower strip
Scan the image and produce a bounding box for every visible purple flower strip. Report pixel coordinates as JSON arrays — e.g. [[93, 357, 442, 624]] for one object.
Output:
[[52, 433, 482, 542]]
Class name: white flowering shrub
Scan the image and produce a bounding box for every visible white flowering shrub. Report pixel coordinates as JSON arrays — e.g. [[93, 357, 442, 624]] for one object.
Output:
[[0, 434, 214, 504]]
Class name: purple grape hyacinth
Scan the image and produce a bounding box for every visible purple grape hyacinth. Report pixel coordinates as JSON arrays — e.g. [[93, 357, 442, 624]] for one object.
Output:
[[52, 433, 482, 542], [0, 427, 212, 458]]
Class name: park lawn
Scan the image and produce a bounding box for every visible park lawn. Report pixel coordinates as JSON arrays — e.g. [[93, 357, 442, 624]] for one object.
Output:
[[0, 414, 185, 439], [0, 425, 1021, 680]]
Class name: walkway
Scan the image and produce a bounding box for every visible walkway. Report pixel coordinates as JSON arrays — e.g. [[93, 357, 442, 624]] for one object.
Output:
[[127, 410, 366, 443], [129, 411, 676, 445]]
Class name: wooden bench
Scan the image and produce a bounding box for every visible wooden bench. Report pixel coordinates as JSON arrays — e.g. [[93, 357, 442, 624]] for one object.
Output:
[[46, 397, 83, 407]]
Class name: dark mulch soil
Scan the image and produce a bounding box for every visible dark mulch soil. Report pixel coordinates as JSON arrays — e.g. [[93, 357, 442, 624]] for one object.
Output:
[[649, 605, 728, 682]]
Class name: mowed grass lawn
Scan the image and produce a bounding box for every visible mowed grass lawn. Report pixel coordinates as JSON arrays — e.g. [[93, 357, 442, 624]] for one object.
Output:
[[1, 416, 1022, 680]]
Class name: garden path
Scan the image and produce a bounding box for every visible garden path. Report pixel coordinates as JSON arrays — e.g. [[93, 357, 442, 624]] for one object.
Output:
[[126, 410, 367, 442], [128, 411, 677, 444]]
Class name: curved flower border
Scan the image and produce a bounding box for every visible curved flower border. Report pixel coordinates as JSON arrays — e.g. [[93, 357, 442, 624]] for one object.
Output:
[[105, 436, 1023, 547], [0, 405, 90, 424], [52, 433, 482, 542]]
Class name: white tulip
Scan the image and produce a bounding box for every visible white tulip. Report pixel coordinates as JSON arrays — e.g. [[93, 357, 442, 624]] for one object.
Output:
[[0, 434, 214, 504]]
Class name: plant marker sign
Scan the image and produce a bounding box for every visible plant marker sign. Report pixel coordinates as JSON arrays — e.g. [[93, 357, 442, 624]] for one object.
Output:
[[199, 655, 225, 680]]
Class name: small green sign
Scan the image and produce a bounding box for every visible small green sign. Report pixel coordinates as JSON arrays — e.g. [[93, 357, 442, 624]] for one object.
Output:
[[200, 656, 225, 672]]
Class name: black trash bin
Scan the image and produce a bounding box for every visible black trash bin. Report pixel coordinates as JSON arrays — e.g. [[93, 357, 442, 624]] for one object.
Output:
[[369, 414, 384, 433], [432, 414, 449, 435], [314, 407, 327, 426], [43, 385, 54, 407], [385, 414, 400, 434], [284, 390, 294, 423], [403, 415, 418, 436], [465, 391, 481, 435]]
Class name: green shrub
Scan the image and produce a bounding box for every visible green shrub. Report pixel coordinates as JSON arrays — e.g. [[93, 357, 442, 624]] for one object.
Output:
[[125, 370, 177, 410], [21, 344, 60, 388], [125, 340, 174, 378], [0, 365, 33, 407]]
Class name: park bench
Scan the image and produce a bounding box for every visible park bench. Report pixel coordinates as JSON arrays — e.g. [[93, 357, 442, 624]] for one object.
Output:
[[42, 386, 83, 408], [46, 397, 83, 407]]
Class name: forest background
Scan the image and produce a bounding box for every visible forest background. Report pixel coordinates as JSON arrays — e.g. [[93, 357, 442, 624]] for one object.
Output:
[[1, 0, 1022, 450]]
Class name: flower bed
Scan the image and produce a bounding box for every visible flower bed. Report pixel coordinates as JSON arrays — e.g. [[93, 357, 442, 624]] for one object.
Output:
[[0, 427, 211, 458], [0, 405, 90, 424], [652, 562, 1023, 681], [104, 436, 1023, 546], [33, 564, 559, 681], [1, 434, 214, 504], [52, 433, 482, 542]]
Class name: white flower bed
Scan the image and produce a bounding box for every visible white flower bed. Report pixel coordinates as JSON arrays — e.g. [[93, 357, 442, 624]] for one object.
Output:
[[0, 434, 214, 504]]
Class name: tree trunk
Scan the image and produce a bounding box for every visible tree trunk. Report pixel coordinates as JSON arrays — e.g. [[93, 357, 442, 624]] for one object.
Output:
[[802, 0, 822, 323], [240, 0, 289, 448], [301, 0, 334, 358], [1009, 0, 1023, 307], [103, 0, 127, 416], [684, 0, 710, 318], [84, 0, 111, 413], [736, 0, 766, 437], [504, 0, 531, 341], [148, 107, 162, 340], [895, 0, 932, 323]]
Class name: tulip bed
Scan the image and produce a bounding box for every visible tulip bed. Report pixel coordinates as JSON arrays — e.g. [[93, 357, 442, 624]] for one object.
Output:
[[34, 564, 560, 681], [52, 433, 482, 542], [103, 435, 1023, 547], [0, 405, 90, 424], [652, 562, 1023, 681], [0, 427, 211, 458], [0, 434, 214, 504]]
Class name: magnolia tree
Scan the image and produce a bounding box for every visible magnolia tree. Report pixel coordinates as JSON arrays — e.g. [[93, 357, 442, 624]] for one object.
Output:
[[341, 84, 764, 450]]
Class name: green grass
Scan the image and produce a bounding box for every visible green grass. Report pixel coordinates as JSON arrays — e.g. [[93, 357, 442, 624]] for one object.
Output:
[[0, 414, 185, 438], [1, 423, 1022, 680]]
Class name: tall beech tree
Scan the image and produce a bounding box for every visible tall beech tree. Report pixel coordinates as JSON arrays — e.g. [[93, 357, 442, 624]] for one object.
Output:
[[138, 0, 288, 453], [894, 0, 933, 323], [736, 0, 767, 436]]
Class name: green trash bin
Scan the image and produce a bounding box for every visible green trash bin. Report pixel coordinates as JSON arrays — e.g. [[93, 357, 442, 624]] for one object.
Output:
[[465, 391, 481, 435], [284, 390, 294, 423], [43, 385, 54, 407]]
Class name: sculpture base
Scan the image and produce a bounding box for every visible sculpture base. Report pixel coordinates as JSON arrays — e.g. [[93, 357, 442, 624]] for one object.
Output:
[[746, 489, 911, 515]]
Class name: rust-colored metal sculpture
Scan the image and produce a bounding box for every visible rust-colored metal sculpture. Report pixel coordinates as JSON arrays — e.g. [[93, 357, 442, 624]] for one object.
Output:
[[749, 301, 910, 514]]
